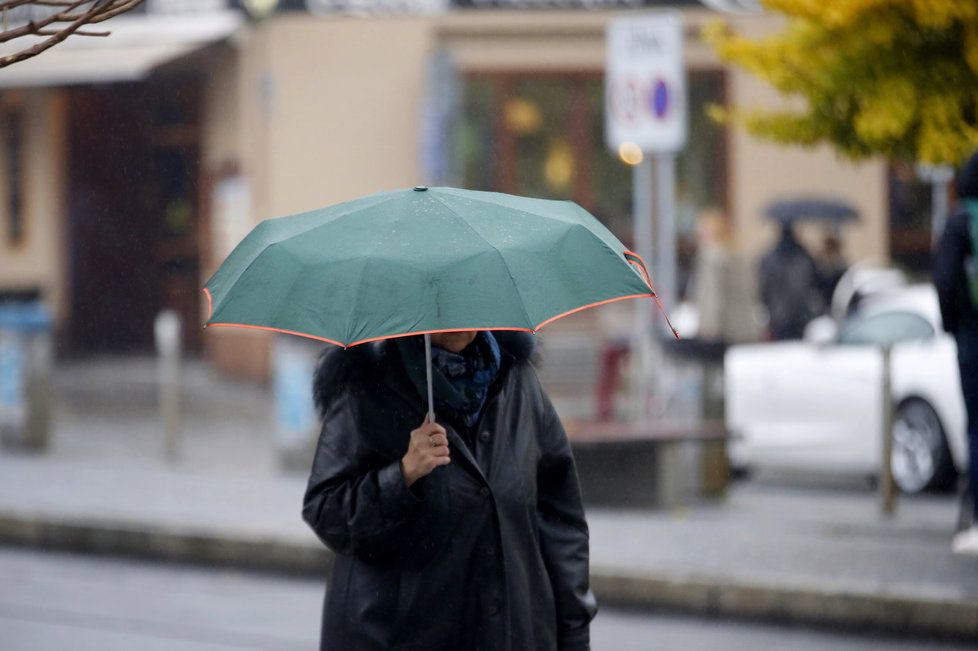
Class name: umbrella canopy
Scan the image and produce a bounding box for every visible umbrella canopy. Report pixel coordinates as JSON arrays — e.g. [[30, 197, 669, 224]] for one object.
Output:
[[203, 186, 662, 348], [764, 197, 859, 224]]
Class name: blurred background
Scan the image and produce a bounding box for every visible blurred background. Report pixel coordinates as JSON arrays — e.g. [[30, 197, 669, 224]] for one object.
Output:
[[1, 0, 976, 649]]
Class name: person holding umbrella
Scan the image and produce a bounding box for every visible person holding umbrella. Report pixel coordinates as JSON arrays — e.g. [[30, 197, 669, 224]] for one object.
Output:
[[305, 328, 595, 649], [202, 187, 667, 649], [757, 198, 858, 340]]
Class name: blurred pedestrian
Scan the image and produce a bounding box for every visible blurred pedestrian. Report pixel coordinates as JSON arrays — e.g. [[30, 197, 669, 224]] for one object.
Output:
[[303, 330, 597, 649], [594, 298, 632, 421], [814, 232, 849, 308], [758, 222, 824, 340], [934, 150, 978, 555], [691, 208, 759, 344]]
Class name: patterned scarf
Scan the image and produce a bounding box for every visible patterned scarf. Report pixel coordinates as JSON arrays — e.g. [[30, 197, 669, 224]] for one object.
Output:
[[396, 331, 501, 429]]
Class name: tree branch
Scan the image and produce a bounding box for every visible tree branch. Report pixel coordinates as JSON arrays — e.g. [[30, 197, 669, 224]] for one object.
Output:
[[0, 0, 143, 68], [0, 1, 98, 44]]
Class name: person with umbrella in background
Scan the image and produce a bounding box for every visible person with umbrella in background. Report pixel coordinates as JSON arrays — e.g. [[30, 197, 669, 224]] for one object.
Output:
[[202, 187, 669, 650], [758, 222, 824, 340], [758, 198, 858, 340], [934, 151, 978, 555]]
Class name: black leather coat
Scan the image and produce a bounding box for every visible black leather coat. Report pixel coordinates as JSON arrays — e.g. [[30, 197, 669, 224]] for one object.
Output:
[[302, 333, 597, 651]]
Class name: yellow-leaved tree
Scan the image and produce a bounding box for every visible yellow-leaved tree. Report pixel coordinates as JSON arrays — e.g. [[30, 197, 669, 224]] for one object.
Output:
[[704, 0, 978, 165]]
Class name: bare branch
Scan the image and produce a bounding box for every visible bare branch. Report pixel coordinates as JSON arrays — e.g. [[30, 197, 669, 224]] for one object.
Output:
[[0, 0, 143, 68], [0, 1, 93, 44], [86, 0, 143, 24], [35, 27, 108, 35]]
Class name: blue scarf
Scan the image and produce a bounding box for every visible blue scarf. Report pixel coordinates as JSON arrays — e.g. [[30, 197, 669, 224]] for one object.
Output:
[[396, 331, 501, 429]]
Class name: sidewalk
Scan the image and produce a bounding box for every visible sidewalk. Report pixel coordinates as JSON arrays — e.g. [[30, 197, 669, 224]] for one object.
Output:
[[1, 357, 976, 638]]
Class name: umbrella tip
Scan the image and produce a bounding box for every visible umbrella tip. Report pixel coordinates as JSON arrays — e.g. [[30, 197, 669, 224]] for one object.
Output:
[[414, 186, 428, 192]]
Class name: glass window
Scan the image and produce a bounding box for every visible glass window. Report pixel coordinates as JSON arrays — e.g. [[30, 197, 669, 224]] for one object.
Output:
[[3, 106, 24, 246], [888, 161, 933, 274], [837, 311, 934, 347], [458, 70, 727, 286]]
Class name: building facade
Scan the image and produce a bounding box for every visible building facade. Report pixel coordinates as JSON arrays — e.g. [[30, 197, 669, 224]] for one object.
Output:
[[0, 1, 909, 379]]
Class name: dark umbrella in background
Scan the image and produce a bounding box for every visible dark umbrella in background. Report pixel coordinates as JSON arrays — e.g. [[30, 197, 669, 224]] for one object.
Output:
[[765, 197, 860, 230]]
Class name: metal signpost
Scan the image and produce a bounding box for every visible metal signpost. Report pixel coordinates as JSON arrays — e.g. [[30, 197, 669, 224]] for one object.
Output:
[[880, 345, 897, 516], [605, 11, 687, 420]]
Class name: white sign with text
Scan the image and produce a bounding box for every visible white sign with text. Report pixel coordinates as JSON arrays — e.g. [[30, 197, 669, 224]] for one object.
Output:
[[605, 11, 687, 154]]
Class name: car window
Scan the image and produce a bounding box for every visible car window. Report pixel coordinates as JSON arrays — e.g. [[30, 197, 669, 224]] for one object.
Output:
[[837, 311, 935, 346]]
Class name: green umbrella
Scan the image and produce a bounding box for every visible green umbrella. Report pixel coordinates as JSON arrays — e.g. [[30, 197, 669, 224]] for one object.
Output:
[[203, 186, 669, 420]]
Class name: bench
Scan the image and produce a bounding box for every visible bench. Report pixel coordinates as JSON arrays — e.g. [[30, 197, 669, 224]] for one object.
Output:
[[565, 420, 729, 509]]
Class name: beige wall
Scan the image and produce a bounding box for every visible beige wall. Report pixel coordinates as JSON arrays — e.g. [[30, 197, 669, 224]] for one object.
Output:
[[0, 89, 67, 322], [200, 37, 273, 380], [263, 16, 436, 215]]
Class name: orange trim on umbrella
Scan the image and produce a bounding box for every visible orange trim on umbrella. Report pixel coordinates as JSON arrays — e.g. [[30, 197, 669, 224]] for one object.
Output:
[[202, 288, 213, 320], [623, 249, 654, 291], [532, 293, 654, 331], [205, 322, 347, 347], [352, 326, 534, 347], [622, 249, 680, 340], [202, 292, 665, 348]]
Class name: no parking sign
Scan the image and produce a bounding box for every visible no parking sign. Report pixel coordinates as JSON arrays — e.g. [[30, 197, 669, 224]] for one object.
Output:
[[605, 11, 686, 154]]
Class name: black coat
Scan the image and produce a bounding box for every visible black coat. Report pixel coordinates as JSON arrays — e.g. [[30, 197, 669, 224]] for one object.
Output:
[[759, 230, 824, 340], [302, 333, 597, 651], [935, 207, 978, 336]]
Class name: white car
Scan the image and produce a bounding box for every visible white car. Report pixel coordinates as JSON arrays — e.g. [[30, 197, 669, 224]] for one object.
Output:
[[726, 284, 967, 493]]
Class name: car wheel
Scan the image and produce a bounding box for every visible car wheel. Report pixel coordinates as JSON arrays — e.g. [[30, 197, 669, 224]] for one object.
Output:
[[891, 399, 955, 494]]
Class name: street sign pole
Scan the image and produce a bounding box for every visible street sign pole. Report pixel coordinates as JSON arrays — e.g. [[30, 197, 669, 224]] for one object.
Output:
[[880, 344, 897, 516], [606, 11, 686, 422], [654, 153, 677, 309], [630, 159, 655, 420]]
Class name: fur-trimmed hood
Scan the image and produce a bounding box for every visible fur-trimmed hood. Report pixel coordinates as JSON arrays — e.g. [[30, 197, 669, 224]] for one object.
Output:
[[313, 331, 539, 418]]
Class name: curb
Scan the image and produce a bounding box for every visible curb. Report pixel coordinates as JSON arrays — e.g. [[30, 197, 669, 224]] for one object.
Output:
[[1, 514, 976, 639], [590, 568, 978, 639], [0, 514, 331, 577]]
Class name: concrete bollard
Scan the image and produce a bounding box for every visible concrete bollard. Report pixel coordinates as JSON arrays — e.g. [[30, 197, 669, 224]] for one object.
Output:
[[880, 344, 897, 516], [154, 310, 182, 464]]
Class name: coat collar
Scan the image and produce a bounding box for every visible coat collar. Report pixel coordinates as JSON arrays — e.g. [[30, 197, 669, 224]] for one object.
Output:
[[314, 331, 536, 418]]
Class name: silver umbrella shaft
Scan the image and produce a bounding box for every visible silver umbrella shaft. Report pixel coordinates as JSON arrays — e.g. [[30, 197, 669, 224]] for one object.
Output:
[[424, 333, 435, 423]]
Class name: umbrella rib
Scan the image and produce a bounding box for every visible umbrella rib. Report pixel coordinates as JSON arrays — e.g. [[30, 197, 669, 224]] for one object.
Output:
[[344, 257, 374, 348], [430, 194, 535, 330], [208, 194, 404, 325], [288, 193, 404, 246], [440, 190, 628, 264], [439, 191, 578, 225], [209, 235, 279, 317]]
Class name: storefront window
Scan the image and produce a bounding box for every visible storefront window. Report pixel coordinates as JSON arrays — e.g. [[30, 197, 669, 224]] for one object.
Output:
[[458, 70, 726, 294], [888, 161, 935, 275], [3, 106, 24, 247]]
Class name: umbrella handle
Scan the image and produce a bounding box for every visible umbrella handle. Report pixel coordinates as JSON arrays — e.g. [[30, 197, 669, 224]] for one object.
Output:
[[424, 333, 435, 423]]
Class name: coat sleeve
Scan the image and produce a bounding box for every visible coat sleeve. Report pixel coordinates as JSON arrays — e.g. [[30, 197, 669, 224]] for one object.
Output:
[[934, 212, 968, 335], [535, 380, 598, 650], [302, 390, 423, 557]]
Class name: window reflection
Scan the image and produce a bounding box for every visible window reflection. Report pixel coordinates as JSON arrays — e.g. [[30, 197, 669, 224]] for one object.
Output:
[[459, 70, 727, 295], [838, 311, 935, 347]]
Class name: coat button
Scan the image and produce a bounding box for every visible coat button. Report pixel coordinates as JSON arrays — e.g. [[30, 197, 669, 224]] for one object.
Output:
[[479, 430, 490, 442], [479, 486, 490, 498], [483, 544, 497, 557], [486, 600, 500, 617]]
